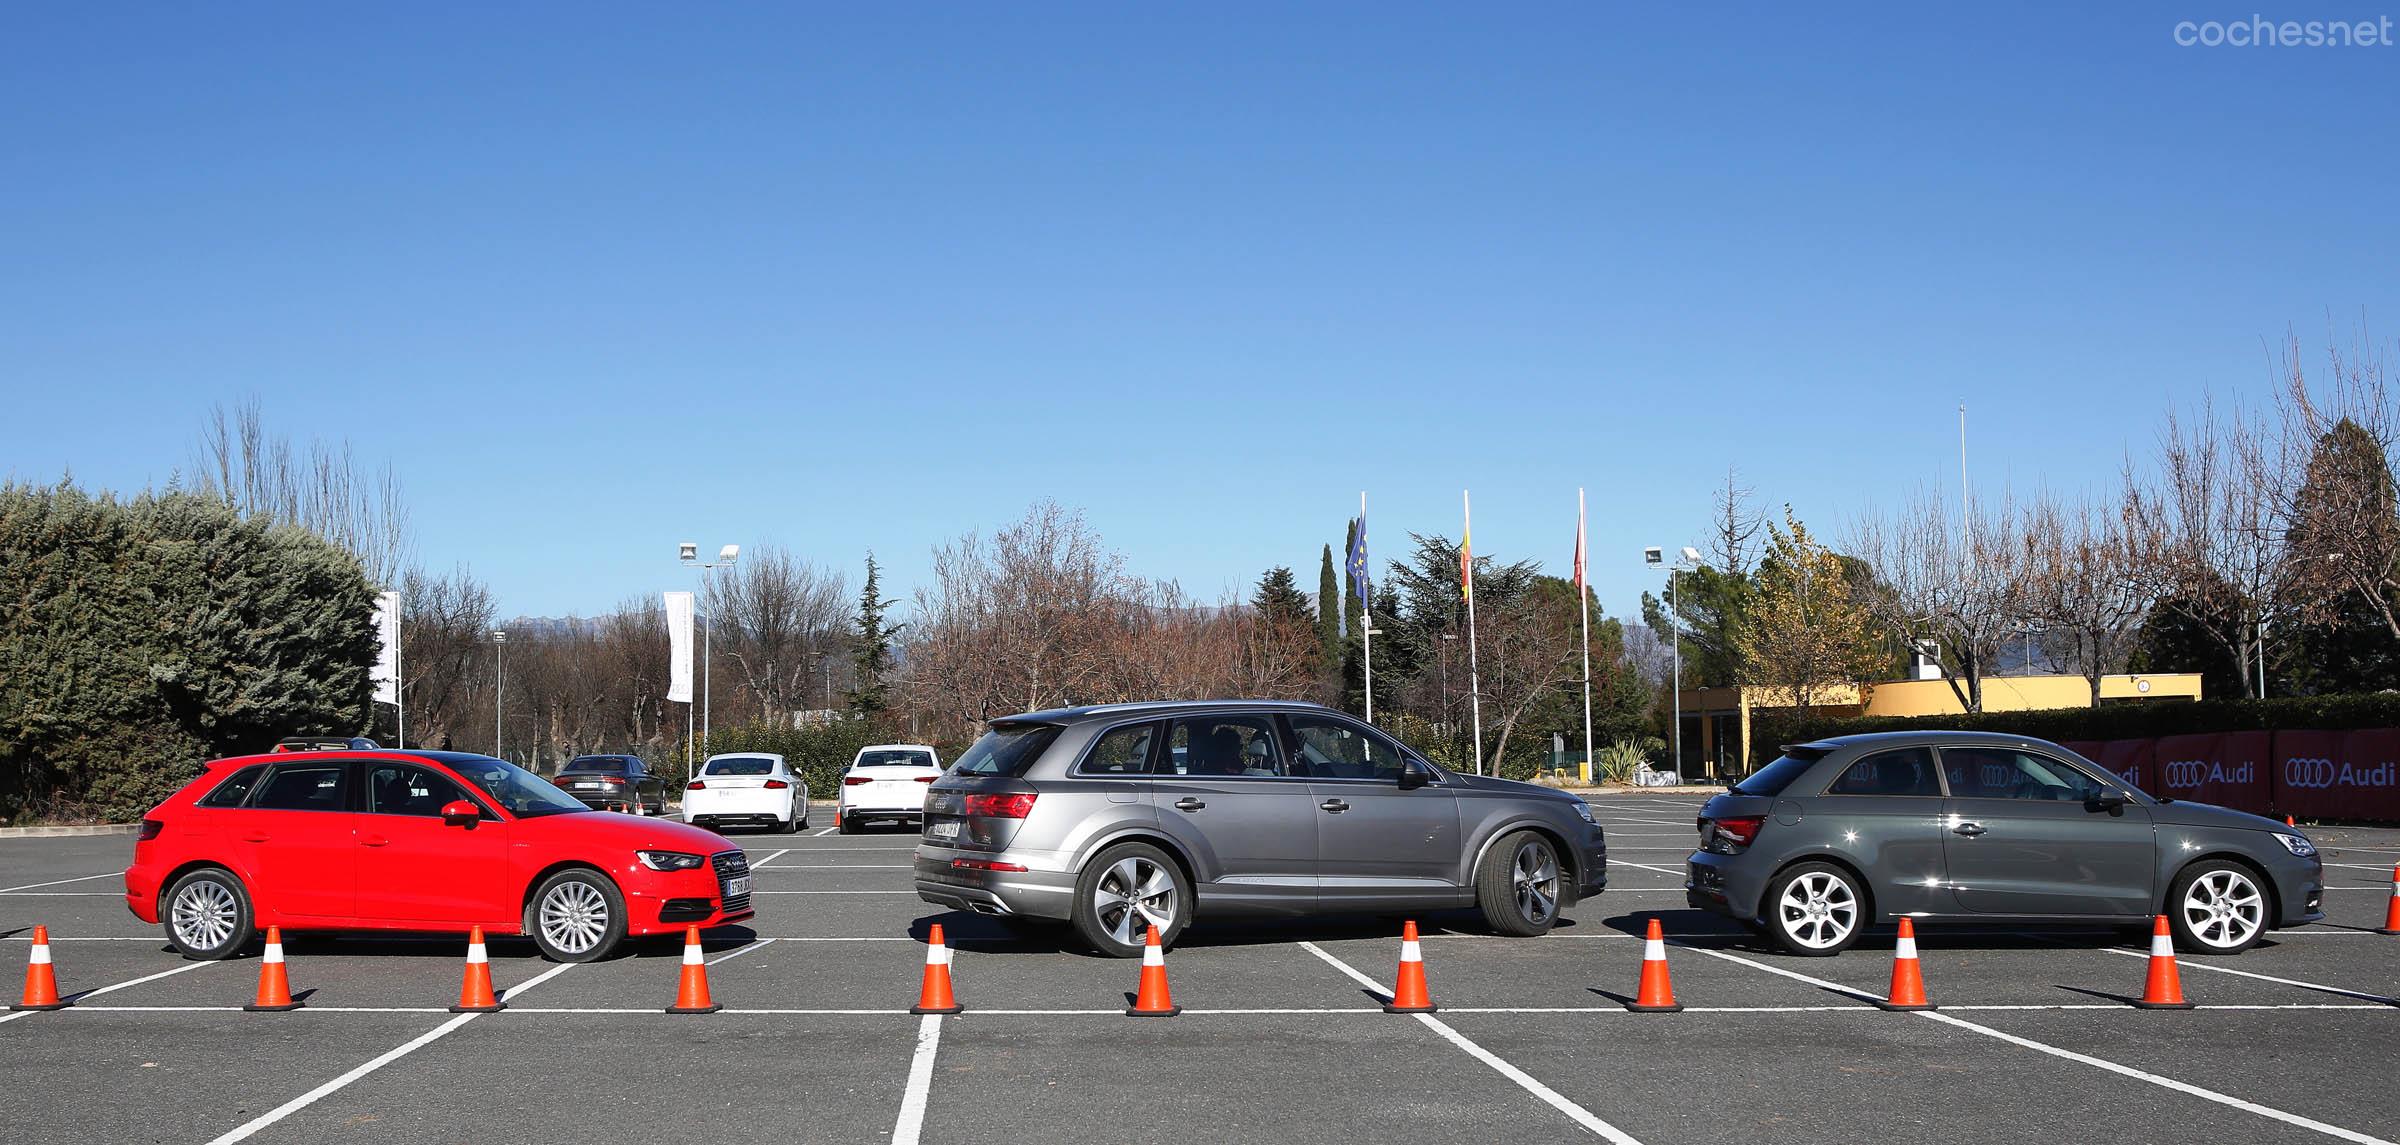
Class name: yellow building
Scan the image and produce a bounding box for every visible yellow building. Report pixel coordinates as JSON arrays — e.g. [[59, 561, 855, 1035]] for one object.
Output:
[[1674, 673, 2204, 778]]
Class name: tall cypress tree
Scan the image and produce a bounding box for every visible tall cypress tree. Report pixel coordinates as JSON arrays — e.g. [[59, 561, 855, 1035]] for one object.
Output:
[[1316, 544, 1341, 662], [849, 552, 896, 715]]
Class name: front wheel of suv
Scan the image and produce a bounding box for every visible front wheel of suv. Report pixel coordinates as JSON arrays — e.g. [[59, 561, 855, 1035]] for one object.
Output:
[[1476, 830, 1564, 937], [1071, 841, 1191, 957]]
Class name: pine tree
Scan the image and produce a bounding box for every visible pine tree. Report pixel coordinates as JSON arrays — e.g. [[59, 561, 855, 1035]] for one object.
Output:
[[1317, 544, 1342, 663], [849, 552, 897, 715], [1253, 566, 1312, 628]]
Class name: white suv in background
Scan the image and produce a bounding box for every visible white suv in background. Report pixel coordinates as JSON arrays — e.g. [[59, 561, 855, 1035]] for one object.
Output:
[[837, 744, 944, 834]]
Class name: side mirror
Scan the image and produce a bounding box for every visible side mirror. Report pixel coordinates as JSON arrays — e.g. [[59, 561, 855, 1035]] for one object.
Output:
[[440, 800, 481, 826], [1397, 763, 1431, 791], [2087, 792, 2129, 815]]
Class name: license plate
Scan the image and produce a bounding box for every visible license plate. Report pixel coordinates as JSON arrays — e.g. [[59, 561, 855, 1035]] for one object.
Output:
[[725, 876, 751, 898], [927, 820, 961, 841], [574, 782, 601, 790]]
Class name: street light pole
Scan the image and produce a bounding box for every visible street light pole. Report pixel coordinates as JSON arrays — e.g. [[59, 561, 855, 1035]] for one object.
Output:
[[492, 629, 507, 761], [1646, 545, 1702, 780], [680, 543, 742, 752]]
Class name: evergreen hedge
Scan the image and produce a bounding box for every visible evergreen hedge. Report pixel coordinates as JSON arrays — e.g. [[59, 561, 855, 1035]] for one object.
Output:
[[1760, 692, 2400, 760], [693, 719, 890, 801], [0, 483, 376, 823]]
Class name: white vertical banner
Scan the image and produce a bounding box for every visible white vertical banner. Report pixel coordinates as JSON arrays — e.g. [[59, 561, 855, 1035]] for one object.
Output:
[[370, 591, 401, 706], [665, 590, 696, 704]]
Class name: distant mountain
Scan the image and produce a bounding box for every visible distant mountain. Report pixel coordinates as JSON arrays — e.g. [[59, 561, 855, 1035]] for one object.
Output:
[[499, 615, 609, 640]]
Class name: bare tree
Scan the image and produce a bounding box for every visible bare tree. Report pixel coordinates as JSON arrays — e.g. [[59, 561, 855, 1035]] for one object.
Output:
[[2136, 396, 2288, 697], [397, 565, 496, 750], [193, 398, 414, 586], [2272, 333, 2400, 642], [1709, 467, 1767, 578], [1851, 489, 2027, 712], [2021, 490, 2158, 705], [706, 546, 849, 723]]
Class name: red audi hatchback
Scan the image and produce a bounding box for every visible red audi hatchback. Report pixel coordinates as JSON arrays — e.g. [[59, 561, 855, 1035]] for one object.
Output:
[[125, 750, 753, 962]]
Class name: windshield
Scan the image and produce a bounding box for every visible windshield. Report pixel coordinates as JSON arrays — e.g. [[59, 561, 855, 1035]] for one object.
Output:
[[704, 757, 776, 777], [454, 757, 590, 818], [948, 725, 1061, 777], [853, 749, 936, 769], [1730, 752, 1823, 797], [561, 757, 627, 774]]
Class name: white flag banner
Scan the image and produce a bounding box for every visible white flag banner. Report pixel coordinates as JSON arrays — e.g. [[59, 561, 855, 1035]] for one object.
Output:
[[370, 591, 401, 706], [665, 590, 695, 704]]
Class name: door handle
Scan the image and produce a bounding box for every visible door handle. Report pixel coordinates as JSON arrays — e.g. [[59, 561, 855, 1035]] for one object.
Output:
[[360, 835, 389, 847], [1173, 797, 1206, 812], [239, 833, 270, 843], [1952, 821, 1987, 837], [1319, 799, 1350, 814]]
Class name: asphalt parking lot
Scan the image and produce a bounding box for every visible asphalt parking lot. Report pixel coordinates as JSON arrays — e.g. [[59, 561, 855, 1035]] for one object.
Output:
[[5, 794, 2399, 1145]]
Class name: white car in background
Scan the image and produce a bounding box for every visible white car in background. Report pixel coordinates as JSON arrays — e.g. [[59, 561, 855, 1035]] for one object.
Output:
[[683, 752, 809, 834], [837, 744, 944, 834]]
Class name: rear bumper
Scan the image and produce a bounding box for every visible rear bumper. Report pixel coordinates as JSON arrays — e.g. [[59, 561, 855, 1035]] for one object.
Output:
[[684, 792, 793, 822], [1683, 850, 1757, 920], [123, 866, 158, 924], [912, 849, 1077, 919]]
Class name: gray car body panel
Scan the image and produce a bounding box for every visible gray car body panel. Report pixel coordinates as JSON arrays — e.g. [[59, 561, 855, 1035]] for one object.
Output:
[[1685, 730, 2325, 929], [912, 700, 1605, 922]]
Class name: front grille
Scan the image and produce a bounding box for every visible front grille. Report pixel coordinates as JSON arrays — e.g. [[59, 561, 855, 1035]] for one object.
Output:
[[712, 850, 751, 914]]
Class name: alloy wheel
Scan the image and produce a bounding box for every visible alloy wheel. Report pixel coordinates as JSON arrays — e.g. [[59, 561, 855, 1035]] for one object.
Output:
[[171, 880, 238, 951], [1776, 871, 1858, 950], [538, 880, 611, 956], [1512, 841, 1559, 925], [2180, 868, 2264, 950], [1093, 855, 1179, 947]]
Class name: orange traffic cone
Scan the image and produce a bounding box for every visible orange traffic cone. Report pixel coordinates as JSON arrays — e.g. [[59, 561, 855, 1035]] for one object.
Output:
[[243, 926, 302, 1012], [2133, 915, 2195, 1010], [11, 925, 65, 1011], [1383, 920, 1436, 1014], [2286, 815, 2298, 827], [1625, 918, 1683, 1013], [449, 925, 504, 1013], [666, 925, 721, 1014], [1124, 925, 1180, 1017], [1873, 918, 1935, 1011], [910, 924, 964, 1015], [2378, 864, 2400, 937]]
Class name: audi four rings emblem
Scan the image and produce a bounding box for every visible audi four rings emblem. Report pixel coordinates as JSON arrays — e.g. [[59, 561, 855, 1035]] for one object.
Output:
[[2161, 759, 2253, 788]]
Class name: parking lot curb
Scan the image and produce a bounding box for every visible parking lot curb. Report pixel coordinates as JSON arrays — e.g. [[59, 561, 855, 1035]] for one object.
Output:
[[0, 823, 138, 838]]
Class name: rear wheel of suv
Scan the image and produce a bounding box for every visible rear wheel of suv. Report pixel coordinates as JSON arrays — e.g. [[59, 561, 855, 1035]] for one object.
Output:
[[1072, 841, 1191, 958], [162, 867, 253, 960], [1476, 830, 1564, 937], [525, 868, 627, 962], [2167, 859, 2268, 955], [1762, 861, 1865, 956]]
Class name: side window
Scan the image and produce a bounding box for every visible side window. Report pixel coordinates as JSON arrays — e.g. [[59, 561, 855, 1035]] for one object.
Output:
[[1163, 716, 1295, 779], [252, 765, 351, 812], [1943, 748, 2111, 801], [366, 764, 474, 817], [1079, 722, 1159, 776], [1824, 748, 1940, 797], [1287, 715, 1409, 781], [198, 764, 269, 808]]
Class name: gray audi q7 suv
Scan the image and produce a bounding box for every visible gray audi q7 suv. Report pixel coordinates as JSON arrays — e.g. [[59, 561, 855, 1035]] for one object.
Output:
[[913, 700, 1608, 956], [1686, 732, 2326, 956]]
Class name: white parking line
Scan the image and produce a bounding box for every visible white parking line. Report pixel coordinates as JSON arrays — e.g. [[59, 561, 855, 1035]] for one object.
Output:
[[890, 1013, 946, 1145], [747, 849, 792, 870], [2094, 946, 2399, 1005], [46, 1000, 2400, 1018], [0, 958, 216, 1026], [2322, 862, 2399, 872], [0, 872, 120, 893], [704, 938, 779, 967], [1677, 943, 2396, 1145], [1610, 860, 1686, 876], [1298, 942, 1645, 1144], [810, 824, 840, 837], [200, 961, 577, 1145], [0, 892, 121, 897], [763, 865, 914, 870]]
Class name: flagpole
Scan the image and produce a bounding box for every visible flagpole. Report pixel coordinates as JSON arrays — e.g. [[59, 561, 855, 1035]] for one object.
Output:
[[1360, 491, 1374, 725], [1577, 488, 1592, 784], [1464, 489, 1484, 776]]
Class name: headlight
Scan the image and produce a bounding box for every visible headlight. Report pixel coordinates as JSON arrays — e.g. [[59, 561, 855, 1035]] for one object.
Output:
[[2272, 833, 2317, 858], [1572, 800, 1596, 825], [637, 850, 706, 871]]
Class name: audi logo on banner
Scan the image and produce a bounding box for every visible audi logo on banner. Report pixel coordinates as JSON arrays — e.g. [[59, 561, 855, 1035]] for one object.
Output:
[[2162, 759, 2253, 788], [2283, 757, 2399, 789]]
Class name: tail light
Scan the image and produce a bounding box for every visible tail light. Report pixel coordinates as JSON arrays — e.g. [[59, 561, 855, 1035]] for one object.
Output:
[[137, 818, 164, 842], [686, 781, 706, 791], [951, 857, 1028, 872], [1710, 816, 1766, 848], [842, 776, 872, 786], [763, 779, 789, 789], [962, 793, 1038, 819], [914, 776, 937, 784]]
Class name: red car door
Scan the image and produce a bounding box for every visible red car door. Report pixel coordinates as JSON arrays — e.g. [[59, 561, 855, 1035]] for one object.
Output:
[[355, 762, 508, 925], [235, 760, 360, 921]]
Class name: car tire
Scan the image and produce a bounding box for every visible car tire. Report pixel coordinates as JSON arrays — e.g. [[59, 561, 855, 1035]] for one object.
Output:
[[2167, 858, 2269, 955], [1475, 830, 1565, 937], [161, 867, 254, 961], [1071, 841, 1191, 958], [524, 868, 628, 963], [837, 811, 860, 835], [1761, 861, 1867, 957], [784, 802, 804, 833]]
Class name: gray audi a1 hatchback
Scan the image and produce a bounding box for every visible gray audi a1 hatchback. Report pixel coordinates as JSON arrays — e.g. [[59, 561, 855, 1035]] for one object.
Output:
[[913, 700, 1608, 956], [1686, 731, 2326, 956]]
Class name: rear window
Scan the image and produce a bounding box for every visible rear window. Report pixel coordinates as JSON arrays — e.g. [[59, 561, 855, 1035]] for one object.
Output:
[[853, 749, 937, 769], [705, 757, 777, 777], [562, 757, 628, 774], [198, 764, 269, 807], [1730, 751, 1823, 797], [948, 725, 1063, 778]]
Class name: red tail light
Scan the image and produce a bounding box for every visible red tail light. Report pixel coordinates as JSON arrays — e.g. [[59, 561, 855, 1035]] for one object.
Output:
[[962, 793, 1038, 819], [951, 857, 1028, 872], [763, 779, 789, 789], [914, 776, 937, 784], [1711, 816, 1765, 847], [137, 818, 164, 842], [842, 776, 872, 786], [686, 780, 706, 791]]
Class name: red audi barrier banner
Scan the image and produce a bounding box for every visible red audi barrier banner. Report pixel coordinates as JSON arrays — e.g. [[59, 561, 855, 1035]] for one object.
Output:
[[2303, 729, 2400, 821], [2095, 739, 2153, 793], [2151, 731, 2272, 815]]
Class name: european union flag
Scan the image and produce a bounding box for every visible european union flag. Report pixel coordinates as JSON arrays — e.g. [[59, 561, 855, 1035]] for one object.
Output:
[[1345, 515, 1371, 606]]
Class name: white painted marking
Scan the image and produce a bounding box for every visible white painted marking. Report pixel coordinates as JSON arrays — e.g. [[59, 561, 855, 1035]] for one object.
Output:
[[0, 958, 215, 1024], [48, 1001, 2398, 1017], [0, 892, 121, 897], [0, 872, 121, 893], [1610, 860, 1686, 876], [890, 1013, 946, 1145], [810, 824, 840, 837], [1679, 943, 2396, 1145], [763, 865, 913, 870], [199, 961, 576, 1144], [747, 848, 792, 870], [1299, 942, 1646, 1143], [703, 937, 778, 967], [2096, 946, 2399, 1005], [2321, 862, 2400, 872]]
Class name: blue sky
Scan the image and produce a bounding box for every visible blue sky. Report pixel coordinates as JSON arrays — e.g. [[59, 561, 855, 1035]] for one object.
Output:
[[4, 4, 2394, 623]]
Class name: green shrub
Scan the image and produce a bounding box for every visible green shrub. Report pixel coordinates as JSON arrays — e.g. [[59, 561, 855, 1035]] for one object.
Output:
[[693, 719, 890, 801], [1763, 692, 2400, 753]]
